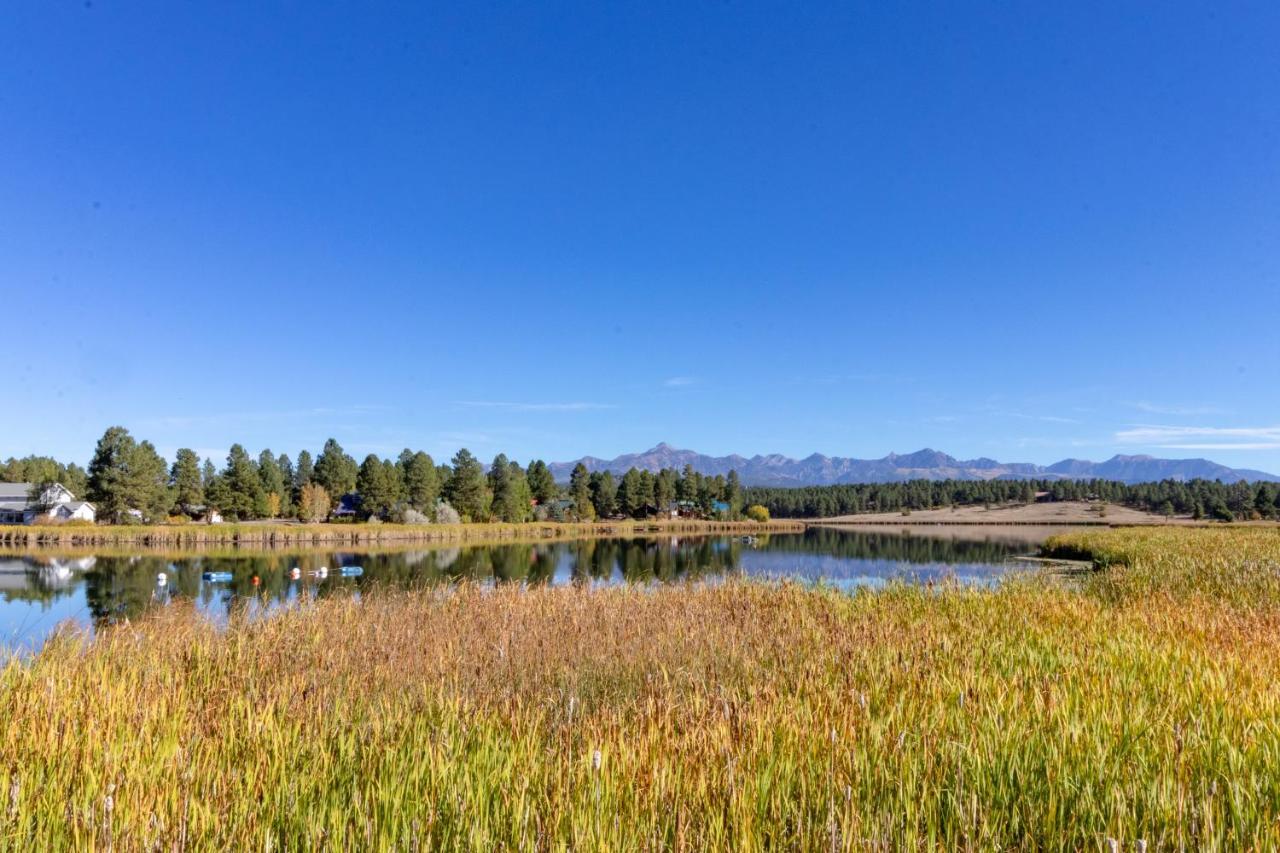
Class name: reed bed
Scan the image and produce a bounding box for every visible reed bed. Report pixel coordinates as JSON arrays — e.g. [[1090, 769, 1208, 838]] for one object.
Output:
[[2, 527, 1279, 849], [1046, 525, 1280, 604], [0, 518, 802, 550]]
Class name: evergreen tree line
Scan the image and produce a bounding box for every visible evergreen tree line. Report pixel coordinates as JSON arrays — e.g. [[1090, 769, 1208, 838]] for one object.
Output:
[[742, 477, 1280, 522], [28, 427, 748, 525], [11, 426, 1278, 524]]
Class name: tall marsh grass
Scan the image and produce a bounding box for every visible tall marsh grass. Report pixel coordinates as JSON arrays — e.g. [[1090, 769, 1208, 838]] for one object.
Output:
[[1047, 525, 1280, 604], [1, 527, 1278, 848], [0, 518, 802, 550]]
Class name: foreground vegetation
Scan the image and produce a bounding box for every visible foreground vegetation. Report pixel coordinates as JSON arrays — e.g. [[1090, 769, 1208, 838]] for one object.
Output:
[[1, 526, 1278, 848]]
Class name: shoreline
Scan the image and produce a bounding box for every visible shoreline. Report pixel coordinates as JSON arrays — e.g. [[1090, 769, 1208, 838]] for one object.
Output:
[[0, 518, 804, 550]]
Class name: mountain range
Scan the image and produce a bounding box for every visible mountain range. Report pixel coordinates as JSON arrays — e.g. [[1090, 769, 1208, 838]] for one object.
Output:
[[548, 443, 1280, 486]]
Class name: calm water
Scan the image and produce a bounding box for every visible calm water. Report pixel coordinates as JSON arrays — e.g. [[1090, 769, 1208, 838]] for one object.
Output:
[[0, 526, 1067, 652]]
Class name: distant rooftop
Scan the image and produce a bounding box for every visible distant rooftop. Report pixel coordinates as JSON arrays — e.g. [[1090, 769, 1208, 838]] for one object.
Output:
[[0, 483, 36, 500]]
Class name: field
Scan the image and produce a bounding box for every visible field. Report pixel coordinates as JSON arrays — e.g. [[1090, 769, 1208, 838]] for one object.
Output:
[[2, 527, 1279, 849], [821, 500, 1180, 526]]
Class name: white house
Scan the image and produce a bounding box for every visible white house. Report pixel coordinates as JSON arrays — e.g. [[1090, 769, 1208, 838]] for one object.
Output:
[[0, 483, 96, 525]]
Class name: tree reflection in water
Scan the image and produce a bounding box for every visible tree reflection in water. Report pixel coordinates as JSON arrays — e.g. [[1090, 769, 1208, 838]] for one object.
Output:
[[1, 528, 1042, 649]]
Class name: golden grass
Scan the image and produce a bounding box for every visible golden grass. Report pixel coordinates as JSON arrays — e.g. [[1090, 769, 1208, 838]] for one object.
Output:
[[1046, 525, 1280, 604], [1, 527, 1278, 849], [0, 518, 803, 550]]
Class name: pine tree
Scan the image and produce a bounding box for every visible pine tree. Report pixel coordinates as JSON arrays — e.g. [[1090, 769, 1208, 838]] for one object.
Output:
[[638, 470, 656, 510], [508, 460, 533, 521], [589, 471, 617, 518], [356, 454, 396, 520], [402, 451, 439, 510], [276, 453, 296, 518], [678, 464, 700, 501], [725, 470, 743, 517], [618, 468, 646, 518], [569, 463, 594, 521], [487, 453, 510, 503], [86, 426, 137, 524], [381, 458, 404, 506], [257, 450, 286, 517], [170, 448, 204, 512], [314, 438, 357, 498], [294, 450, 314, 491], [220, 444, 264, 520], [655, 468, 678, 513], [490, 457, 532, 523], [444, 449, 490, 522], [132, 440, 173, 522], [526, 460, 558, 504]]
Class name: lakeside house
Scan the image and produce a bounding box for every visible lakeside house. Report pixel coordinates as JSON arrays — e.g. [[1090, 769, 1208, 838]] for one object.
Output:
[[666, 500, 732, 520], [332, 493, 360, 519], [0, 483, 96, 525]]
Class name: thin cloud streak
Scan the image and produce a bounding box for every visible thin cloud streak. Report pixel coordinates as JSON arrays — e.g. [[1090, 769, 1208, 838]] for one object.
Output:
[[663, 377, 697, 387], [1128, 401, 1227, 416], [455, 401, 618, 412], [138, 405, 389, 429], [1116, 424, 1280, 450], [1157, 443, 1280, 450]]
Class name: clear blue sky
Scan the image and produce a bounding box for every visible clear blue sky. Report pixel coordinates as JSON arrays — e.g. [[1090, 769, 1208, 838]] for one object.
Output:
[[4, 2, 1279, 472]]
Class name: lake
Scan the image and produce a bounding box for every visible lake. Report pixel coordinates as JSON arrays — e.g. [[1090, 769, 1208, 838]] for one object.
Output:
[[0, 525, 1069, 652]]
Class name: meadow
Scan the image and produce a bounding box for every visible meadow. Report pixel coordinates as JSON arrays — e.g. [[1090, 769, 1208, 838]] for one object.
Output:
[[1, 526, 1278, 849]]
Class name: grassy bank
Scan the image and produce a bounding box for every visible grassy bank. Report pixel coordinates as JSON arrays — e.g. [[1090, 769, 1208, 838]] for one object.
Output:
[[0, 518, 802, 549], [2, 527, 1280, 848], [1045, 525, 1280, 604]]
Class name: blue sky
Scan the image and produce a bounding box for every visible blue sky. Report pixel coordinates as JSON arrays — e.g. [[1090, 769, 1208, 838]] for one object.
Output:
[[3, 2, 1279, 472]]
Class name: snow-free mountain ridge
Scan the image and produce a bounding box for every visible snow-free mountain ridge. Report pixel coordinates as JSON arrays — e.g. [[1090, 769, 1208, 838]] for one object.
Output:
[[548, 443, 1279, 486]]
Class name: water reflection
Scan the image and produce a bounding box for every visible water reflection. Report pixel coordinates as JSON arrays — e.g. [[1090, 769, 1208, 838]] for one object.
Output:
[[0, 527, 1057, 651]]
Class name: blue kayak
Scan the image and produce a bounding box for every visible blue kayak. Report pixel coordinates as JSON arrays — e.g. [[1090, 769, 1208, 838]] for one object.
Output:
[[338, 566, 364, 577], [202, 571, 234, 582]]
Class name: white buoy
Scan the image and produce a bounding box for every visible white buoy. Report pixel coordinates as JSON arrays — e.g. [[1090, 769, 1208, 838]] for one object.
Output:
[[157, 572, 168, 587]]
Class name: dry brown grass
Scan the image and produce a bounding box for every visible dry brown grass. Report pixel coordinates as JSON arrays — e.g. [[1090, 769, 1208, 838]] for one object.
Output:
[[5, 541, 1280, 849], [0, 518, 803, 550]]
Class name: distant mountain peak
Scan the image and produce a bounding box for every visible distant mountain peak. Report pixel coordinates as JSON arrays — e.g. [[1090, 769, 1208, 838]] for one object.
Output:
[[547, 444, 1279, 486]]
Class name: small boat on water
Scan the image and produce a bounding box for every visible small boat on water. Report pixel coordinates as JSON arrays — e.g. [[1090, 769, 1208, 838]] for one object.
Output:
[[338, 566, 363, 577], [202, 571, 234, 583]]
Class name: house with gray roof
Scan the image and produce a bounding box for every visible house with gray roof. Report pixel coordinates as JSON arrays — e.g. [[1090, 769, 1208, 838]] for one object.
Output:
[[0, 483, 96, 525]]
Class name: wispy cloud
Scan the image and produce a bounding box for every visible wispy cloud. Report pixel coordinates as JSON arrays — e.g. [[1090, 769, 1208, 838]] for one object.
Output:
[[454, 401, 617, 412], [138, 405, 389, 429], [1115, 424, 1280, 450], [1128, 401, 1227, 416], [1000, 412, 1082, 425], [663, 377, 697, 388]]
